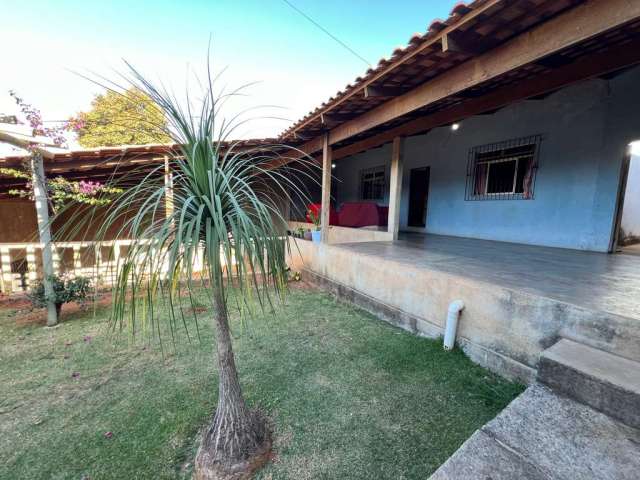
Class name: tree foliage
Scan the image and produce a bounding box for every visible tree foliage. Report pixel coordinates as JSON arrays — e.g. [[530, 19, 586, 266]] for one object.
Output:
[[75, 88, 171, 147]]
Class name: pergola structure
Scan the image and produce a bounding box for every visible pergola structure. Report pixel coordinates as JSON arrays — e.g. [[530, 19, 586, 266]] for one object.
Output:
[[0, 136, 285, 324], [0, 138, 283, 193]]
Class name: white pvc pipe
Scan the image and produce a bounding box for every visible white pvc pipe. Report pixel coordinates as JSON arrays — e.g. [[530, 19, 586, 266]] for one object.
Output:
[[443, 300, 465, 350]]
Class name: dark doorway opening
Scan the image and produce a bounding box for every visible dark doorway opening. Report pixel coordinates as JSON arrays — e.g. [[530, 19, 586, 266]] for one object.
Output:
[[408, 167, 430, 228]]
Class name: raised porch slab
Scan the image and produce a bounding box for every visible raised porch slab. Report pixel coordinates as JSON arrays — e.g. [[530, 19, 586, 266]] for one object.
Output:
[[288, 234, 640, 382]]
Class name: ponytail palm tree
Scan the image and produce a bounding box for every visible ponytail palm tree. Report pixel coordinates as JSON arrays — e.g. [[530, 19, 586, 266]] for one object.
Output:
[[80, 66, 314, 479]]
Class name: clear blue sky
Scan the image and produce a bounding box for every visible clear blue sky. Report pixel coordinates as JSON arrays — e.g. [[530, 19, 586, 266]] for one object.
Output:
[[0, 0, 458, 139]]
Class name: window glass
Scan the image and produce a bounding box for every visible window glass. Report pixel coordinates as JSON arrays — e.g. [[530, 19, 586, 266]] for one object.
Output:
[[360, 166, 386, 201], [466, 136, 541, 200]]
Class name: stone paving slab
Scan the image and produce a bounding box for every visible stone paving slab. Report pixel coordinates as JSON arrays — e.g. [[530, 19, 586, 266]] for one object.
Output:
[[430, 384, 640, 479], [429, 430, 551, 480]]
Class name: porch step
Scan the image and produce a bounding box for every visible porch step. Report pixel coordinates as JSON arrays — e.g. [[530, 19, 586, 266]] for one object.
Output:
[[537, 338, 640, 429], [429, 384, 640, 480]]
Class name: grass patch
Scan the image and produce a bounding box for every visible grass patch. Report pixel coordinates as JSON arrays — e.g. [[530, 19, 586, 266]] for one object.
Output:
[[0, 284, 523, 479]]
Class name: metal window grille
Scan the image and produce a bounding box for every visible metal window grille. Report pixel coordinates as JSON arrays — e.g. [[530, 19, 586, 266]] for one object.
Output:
[[465, 135, 542, 201], [360, 165, 386, 201]]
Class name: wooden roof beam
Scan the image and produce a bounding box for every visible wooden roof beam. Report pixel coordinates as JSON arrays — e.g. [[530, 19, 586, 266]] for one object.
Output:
[[0, 131, 57, 159], [331, 36, 640, 161], [449, 90, 485, 100], [534, 54, 571, 69]]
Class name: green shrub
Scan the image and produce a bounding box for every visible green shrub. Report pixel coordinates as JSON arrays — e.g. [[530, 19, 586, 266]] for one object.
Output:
[[28, 275, 92, 316]]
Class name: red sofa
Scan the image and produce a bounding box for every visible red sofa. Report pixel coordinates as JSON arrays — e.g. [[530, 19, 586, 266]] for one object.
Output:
[[306, 202, 388, 228], [338, 202, 388, 228]]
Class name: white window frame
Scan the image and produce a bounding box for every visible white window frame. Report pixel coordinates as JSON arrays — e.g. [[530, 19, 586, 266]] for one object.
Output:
[[359, 165, 386, 201], [476, 154, 534, 196]]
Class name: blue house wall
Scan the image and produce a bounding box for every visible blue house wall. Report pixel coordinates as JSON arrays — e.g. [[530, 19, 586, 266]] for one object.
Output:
[[333, 65, 640, 252]]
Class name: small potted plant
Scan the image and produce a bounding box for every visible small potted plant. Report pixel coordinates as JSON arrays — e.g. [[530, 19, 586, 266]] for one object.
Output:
[[308, 209, 322, 243]]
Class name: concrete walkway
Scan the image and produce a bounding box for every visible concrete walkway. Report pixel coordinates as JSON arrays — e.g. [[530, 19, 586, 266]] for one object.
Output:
[[337, 233, 640, 320], [430, 384, 640, 480]]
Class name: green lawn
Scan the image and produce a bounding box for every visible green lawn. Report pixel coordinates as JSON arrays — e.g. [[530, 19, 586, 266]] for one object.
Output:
[[0, 284, 523, 479]]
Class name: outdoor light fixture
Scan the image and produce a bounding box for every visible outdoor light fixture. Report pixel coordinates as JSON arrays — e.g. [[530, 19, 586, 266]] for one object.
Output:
[[451, 123, 460, 131], [331, 163, 336, 169]]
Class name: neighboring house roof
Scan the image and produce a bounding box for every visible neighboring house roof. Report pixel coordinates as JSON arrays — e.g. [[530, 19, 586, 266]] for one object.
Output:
[[0, 115, 17, 124], [0, 123, 71, 158]]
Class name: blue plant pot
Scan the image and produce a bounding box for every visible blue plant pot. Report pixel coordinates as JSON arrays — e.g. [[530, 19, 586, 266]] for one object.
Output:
[[311, 230, 322, 243]]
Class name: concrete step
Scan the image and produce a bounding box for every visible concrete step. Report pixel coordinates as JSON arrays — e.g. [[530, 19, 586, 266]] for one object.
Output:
[[537, 338, 640, 429], [430, 384, 640, 480]]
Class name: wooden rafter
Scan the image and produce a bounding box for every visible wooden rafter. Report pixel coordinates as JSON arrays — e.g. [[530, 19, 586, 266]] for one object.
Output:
[[363, 86, 406, 98], [320, 113, 354, 128], [441, 31, 486, 55]]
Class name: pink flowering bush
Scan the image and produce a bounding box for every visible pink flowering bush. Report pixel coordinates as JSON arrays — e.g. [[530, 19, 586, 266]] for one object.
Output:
[[1, 92, 122, 212], [77, 181, 101, 195], [9, 90, 71, 148], [48, 177, 122, 211]]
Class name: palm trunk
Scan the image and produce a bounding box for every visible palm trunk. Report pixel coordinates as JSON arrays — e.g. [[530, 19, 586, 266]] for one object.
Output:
[[195, 285, 271, 480]]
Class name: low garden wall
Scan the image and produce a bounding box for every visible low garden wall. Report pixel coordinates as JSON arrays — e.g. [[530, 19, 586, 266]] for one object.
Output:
[[287, 221, 393, 244]]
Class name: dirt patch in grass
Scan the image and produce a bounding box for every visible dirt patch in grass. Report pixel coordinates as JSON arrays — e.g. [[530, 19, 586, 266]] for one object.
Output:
[[0, 294, 31, 310], [2, 292, 114, 328], [187, 306, 209, 314], [287, 279, 317, 292]]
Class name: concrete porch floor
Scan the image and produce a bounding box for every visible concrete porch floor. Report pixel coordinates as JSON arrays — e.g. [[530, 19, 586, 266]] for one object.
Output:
[[335, 233, 640, 321]]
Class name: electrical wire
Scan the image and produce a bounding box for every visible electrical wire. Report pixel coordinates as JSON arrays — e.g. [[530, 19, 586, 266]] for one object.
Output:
[[281, 0, 371, 67]]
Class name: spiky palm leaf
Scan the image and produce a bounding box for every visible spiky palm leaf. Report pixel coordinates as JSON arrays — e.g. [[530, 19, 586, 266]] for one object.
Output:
[[61, 62, 318, 476]]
